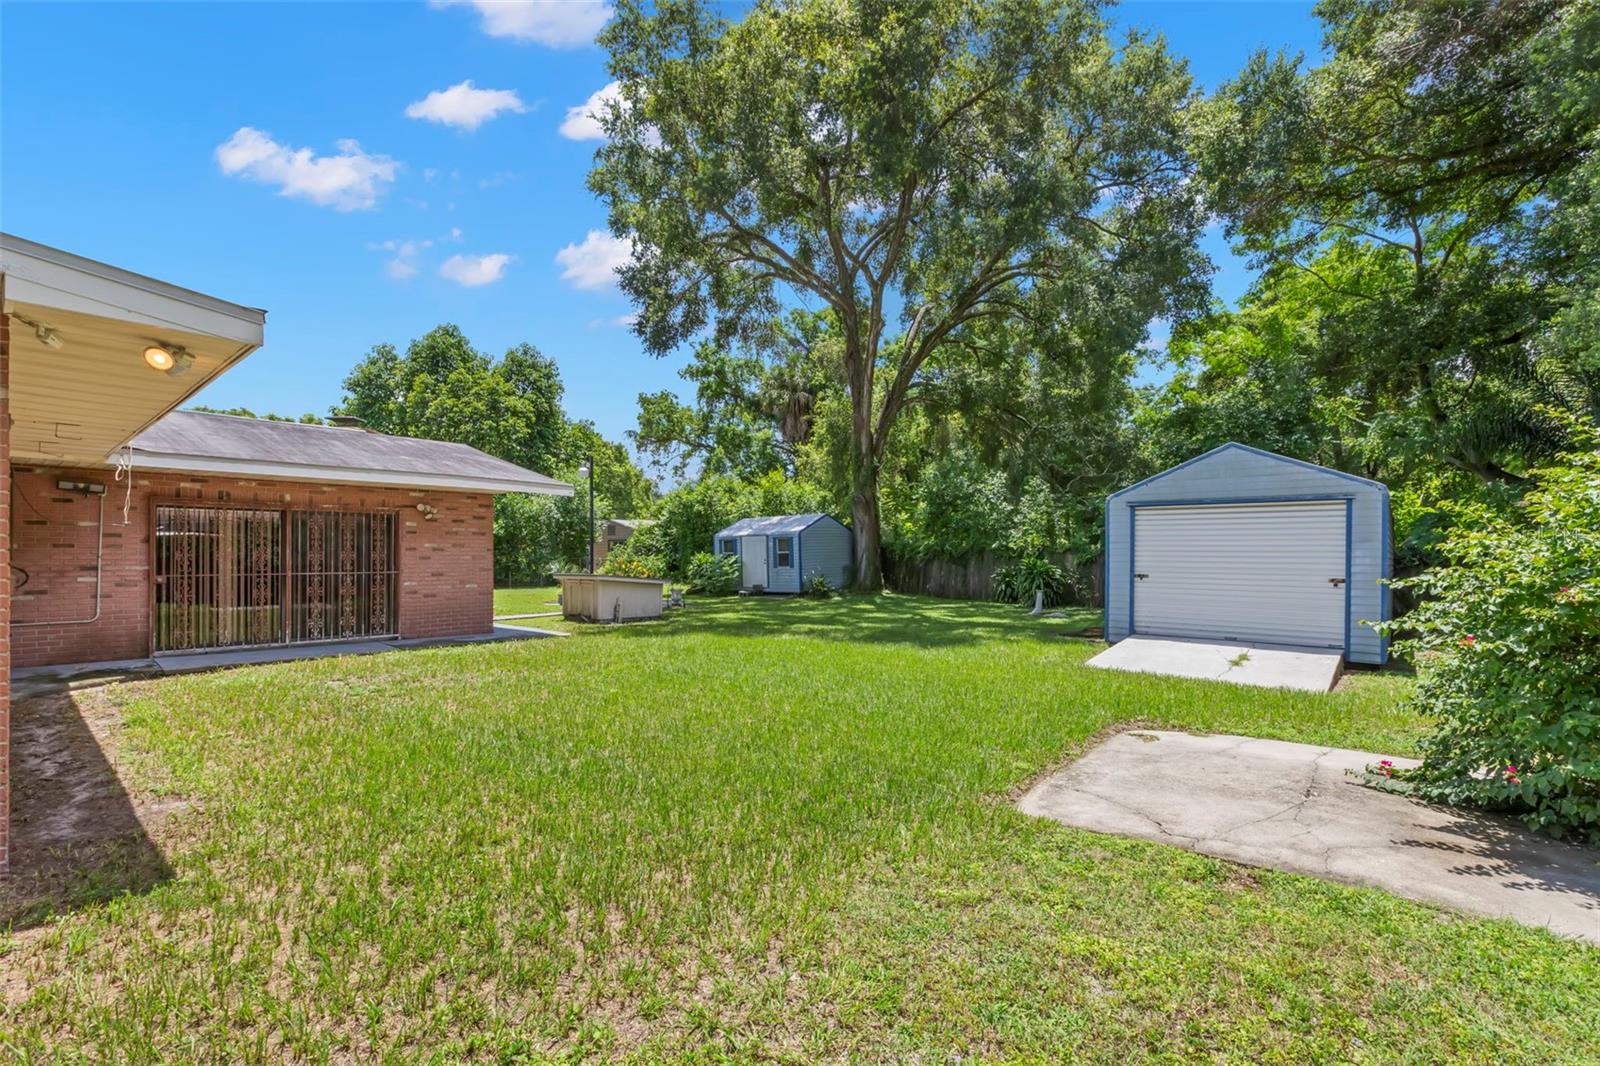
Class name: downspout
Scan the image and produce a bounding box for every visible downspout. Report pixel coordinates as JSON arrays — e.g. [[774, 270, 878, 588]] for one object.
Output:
[[13, 488, 106, 627]]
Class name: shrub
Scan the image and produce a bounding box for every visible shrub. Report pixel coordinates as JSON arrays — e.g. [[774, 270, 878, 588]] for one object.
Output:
[[686, 551, 741, 595], [1376, 431, 1600, 845], [992, 556, 1069, 608], [598, 542, 667, 579], [802, 571, 833, 597]]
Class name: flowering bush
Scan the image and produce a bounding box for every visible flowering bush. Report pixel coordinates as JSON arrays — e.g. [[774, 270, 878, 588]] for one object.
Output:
[[1376, 430, 1600, 844]]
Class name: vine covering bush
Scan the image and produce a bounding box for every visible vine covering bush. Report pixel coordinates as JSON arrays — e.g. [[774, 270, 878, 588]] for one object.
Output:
[[598, 543, 667, 579], [1376, 431, 1600, 844], [992, 557, 1070, 608], [686, 551, 742, 595]]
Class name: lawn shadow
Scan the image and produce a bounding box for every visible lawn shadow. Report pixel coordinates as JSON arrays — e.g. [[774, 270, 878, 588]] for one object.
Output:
[[601, 592, 1104, 649], [1, 680, 176, 931]]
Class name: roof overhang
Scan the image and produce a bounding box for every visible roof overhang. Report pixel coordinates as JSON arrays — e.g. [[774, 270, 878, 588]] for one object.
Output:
[[2, 233, 266, 465], [127, 448, 575, 496]]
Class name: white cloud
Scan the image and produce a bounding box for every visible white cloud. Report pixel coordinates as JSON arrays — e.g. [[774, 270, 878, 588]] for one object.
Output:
[[406, 80, 528, 131], [560, 81, 621, 140], [370, 237, 435, 280], [588, 311, 639, 328], [556, 229, 633, 290], [215, 127, 399, 211], [439, 252, 513, 287], [432, 0, 612, 47]]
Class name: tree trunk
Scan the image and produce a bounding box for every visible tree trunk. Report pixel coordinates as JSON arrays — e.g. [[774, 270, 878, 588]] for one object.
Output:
[[846, 341, 883, 590], [851, 471, 883, 590]]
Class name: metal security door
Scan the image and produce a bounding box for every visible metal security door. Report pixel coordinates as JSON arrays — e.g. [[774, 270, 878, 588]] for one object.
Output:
[[288, 511, 398, 642], [154, 505, 286, 652]]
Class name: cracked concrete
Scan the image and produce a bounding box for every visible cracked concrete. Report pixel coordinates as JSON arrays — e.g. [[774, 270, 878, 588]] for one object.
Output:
[[1018, 730, 1600, 945]]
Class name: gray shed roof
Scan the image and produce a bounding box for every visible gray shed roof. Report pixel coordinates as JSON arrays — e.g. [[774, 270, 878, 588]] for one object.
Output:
[[714, 513, 832, 537], [129, 410, 572, 496]]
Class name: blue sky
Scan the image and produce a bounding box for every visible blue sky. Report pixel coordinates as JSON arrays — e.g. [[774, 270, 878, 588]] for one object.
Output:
[[0, 1, 1325, 458]]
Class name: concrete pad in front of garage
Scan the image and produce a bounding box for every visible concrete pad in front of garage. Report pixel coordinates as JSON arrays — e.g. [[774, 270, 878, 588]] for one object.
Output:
[[1087, 636, 1342, 692], [1019, 731, 1600, 945]]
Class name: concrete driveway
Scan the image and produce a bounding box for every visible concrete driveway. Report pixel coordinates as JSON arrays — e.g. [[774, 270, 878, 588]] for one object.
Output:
[[1087, 636, 1343, 692], [1019, 731, 1600, 945]]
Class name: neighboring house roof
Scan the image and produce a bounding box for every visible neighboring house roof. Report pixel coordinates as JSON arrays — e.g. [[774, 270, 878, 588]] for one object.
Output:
[[129, 410, 573, 496], [714, 513, 834, 537], [607, 518, 657, 531]]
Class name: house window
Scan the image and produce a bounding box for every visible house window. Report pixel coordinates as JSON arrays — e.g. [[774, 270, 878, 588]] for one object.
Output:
[[774, 536, 794, 568], [720, 538, 737, 554]]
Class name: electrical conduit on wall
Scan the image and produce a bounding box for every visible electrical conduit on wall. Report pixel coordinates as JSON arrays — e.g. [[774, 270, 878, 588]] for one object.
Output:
[[13, 487, 106, 627]]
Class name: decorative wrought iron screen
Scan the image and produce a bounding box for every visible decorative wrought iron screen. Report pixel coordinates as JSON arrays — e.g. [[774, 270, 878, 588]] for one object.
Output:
[[288, 510, 399, 642], [154, 506, 285, 652]]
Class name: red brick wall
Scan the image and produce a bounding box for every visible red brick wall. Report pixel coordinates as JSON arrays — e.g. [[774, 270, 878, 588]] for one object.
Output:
[[8, 466, 495, 668], [2, 300, 12, 875]]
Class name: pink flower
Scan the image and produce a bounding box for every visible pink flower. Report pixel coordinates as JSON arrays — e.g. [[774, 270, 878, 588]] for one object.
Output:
[[1378, 758, 1394, 778], [1505, 764, 1522, 785], [1459, 635, 1477, 648]]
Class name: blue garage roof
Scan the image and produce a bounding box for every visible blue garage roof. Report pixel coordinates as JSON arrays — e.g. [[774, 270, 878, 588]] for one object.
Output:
[[714, 513, 831, 537]]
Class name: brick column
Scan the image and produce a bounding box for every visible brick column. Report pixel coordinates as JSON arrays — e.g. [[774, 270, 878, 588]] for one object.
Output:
[[1, 288, 12, 876]]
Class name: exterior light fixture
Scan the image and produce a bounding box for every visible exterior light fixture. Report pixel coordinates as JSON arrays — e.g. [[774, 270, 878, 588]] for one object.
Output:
[[144, 344, 195, 376]]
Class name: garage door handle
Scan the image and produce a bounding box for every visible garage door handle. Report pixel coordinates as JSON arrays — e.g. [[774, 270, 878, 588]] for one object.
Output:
[[1328, 577, 1346, 586], [1135, 573, 1150, 581]]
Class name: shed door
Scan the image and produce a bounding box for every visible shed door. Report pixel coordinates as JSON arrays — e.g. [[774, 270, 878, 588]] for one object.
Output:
[[1132, 501, 1347, 650], [740, 535, 768, 588]]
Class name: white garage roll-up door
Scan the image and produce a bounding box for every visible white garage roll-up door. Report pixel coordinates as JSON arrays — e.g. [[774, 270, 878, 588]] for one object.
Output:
[[1132, 501, 1348, 650]]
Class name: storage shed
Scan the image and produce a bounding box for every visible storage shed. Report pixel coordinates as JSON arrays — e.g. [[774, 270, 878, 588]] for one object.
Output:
[[713, 513, 852, 593], [1103, 443, 1390, 665]]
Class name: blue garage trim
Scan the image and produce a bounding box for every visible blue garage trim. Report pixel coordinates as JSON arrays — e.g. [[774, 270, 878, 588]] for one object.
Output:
[[1127, 506, 1137, 633], [1380, 491, 1392, 664], [1128, 495, 1354, 651], [1344, 498, 1353, 656], [1108, 442, 1387, 502], [1128, 492, 1357, 509], [1103, 494, 1112, 635]]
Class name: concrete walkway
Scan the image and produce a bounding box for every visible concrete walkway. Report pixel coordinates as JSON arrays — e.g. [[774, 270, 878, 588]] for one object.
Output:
[[12, 624, 566, 684], [1019, 730, 1600, 945], [1087, 636, 1344, 692]]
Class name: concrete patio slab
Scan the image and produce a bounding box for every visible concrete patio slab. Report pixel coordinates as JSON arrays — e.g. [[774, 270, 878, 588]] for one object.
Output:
[[1088, 636, 1343, 692], [12, 625, 564, 683], [1019, 730, 1600, 945]]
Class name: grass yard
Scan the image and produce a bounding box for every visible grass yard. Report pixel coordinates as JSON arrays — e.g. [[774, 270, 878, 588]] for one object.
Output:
[[3, 595, 1596, 1062], [494, 586, 564, 616]]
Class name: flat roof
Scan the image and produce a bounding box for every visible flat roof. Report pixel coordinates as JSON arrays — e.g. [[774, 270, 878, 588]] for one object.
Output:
[[129, 410, 572, 496]]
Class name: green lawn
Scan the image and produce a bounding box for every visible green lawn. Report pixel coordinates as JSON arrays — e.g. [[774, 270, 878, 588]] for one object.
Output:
[[4, 595, 1596, 1062], [493, 585, 563, 615]]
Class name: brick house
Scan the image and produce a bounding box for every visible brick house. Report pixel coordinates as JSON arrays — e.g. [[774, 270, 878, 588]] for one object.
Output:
[[0, 234, 571, 873]]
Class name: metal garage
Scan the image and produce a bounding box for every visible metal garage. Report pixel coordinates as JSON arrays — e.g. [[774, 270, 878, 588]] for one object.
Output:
[[1103, 444, 1391, 665]]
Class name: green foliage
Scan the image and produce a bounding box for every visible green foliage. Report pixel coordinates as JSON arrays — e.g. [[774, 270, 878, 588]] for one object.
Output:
[[493, 494, 564, 586], [190, 405, 326, 424], [686, 551, 741, 595], [993, 557, 1070, 609], [1377, 428, 1600, 844], [886, 449, 1014, 563], [1188, 0, 1600, 484], [337, 326, 568, 476], [646, 472, 833, 578], [801, 571, 833, 598], [594, 0, 1208, 585], [598, 541, 667, 579]]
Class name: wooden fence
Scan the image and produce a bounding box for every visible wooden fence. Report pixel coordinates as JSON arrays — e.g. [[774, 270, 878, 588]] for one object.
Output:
[[885, 550, 1103, 607]]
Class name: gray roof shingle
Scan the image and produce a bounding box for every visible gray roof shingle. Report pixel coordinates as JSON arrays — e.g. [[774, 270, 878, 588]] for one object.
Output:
[[130, 410, 571, 495], [714, 513, 833, 537]]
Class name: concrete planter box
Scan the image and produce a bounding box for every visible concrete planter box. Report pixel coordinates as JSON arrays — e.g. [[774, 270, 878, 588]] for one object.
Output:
[[557, 574, 666, 623]]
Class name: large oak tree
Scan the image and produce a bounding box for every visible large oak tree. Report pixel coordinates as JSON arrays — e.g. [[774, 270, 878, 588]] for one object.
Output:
[[590, 0, 1207, 587]]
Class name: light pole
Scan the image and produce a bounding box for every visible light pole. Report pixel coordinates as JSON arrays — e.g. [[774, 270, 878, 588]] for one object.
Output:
[[576, 454, 596, 572]]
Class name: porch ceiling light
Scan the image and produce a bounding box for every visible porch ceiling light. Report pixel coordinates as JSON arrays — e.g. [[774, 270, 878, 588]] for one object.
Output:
[[143, 344, 195, 376]]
